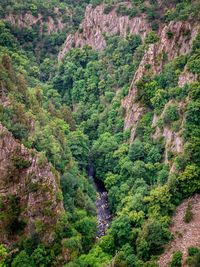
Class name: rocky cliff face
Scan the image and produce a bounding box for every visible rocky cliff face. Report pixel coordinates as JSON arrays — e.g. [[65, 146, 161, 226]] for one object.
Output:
[[0, 123, 64, 247], [58, 2, 199, 164], [5, 10, 66, 34], [58, 3, 151, 59], [123, 20, 199, 140], [151, 100, 185, 166]]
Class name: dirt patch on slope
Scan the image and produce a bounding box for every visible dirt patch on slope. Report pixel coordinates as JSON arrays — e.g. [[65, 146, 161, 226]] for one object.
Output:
[[158, 194, 200, 267]]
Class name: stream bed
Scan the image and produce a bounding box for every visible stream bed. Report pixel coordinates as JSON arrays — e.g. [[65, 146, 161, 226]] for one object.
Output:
[[95, 179, 112, 237], [88, 162, 112, 237]]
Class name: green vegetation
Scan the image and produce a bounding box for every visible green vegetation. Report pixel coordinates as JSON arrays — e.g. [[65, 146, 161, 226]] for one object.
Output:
[[163, 104, 179, 125], [0, 244, 8, 267], [0, 0, 200, 266], [184, 201, 193, 223], [188, 247, 200, 267], [187, 247, 200, 267], [170, 251, 183, 267], [145, 31, 159, 44]]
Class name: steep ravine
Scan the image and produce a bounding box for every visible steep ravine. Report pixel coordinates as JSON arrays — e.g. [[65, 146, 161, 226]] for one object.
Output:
[[88, 161, 112, 238]]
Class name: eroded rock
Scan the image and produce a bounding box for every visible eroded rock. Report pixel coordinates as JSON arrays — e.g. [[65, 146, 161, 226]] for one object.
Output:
[[58, 4, 151, 59], [0, 124, 64, 247]]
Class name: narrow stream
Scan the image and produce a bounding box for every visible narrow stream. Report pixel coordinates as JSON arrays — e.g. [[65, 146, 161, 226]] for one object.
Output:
[[88, 160, 112, 238]]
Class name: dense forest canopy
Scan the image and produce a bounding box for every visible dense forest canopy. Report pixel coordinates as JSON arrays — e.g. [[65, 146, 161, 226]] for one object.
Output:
[[0, 0, 200, 266]]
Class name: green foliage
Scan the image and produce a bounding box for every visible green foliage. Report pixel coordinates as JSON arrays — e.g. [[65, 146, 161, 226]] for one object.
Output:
[[11, 251, 33, 267], [104, 4, 113, 14], [1, 2, 200, 266], [188, 247, 200, 257], [68, 130, 89, 169], [163, 104, 179, 124], [170, 251, 182, 267], [164, 1, 200, 22], [75, 216, 97, 251], [145, 31, 159, 44], [183, 202, 193, 223], [0, 195, 26, 235], [178, 164, 200, 197], [128, 139, 145, 162], [92, 132, 118, 180], [31, 245, 51, 266], [188, 248, 200, 267], [136, 80, 159, 107], [12, 155, 31, 169], [137, 219, 170, 260], [116, 5, 136, 17], [110, 215, 132, 246], [0, 244, 8, 267], [114, 244, 142, 267]]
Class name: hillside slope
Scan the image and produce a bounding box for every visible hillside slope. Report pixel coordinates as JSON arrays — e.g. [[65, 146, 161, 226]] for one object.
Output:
[[0, 0, 200, 266], [0, 123, 64, 246], [159, 194, 200, 267]]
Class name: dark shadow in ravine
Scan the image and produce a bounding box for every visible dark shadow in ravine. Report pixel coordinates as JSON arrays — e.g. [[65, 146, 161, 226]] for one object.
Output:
[[88, 159, 112, 238]]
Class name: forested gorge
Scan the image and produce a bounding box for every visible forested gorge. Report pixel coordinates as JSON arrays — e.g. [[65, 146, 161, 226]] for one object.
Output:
[[0, 0, 200, 266]]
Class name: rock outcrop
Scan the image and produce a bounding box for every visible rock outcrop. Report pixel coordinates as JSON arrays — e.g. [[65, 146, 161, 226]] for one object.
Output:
[[151, 100, 185, 165], [123, 20, 199, 140], [178, 70, 197, 87], [0, 123, 64, 246], [58, 4, 151, 59], [5, 11, 66, 34]]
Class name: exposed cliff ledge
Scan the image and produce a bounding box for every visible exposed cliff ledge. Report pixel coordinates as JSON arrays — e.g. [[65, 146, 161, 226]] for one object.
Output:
[[123, 20, 199, 141], [151, 100, 185, 165], [0, 123, 64, 246], [58, 4, 151, 60], [5, 11, 65, 34]]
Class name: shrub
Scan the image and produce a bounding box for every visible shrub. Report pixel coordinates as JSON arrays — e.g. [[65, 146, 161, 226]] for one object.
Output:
[[184, 202, 193, 223], [0, 244, 8, 266], [187, 54, 200, 75], [12, 155, 31, 170], [38, 152, 47, 168], [178, 164, 200, 197], [166, 31, 174, 39], [27, 182, 39, 193], [104, 4, 113, 14], [145, 31, 159, 44], [190, 251, 200, 267], [170, 251, 183, 267], [163, 104, 179, 124], [116, 5, 131, 16], [188, 247, 200, 257], [1, 195, 26, 234], [34, 219, 44, 233], [128, 139, 145, 162]]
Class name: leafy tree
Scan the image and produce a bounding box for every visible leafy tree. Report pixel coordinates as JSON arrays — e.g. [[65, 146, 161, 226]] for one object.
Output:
[[144, 185, 174, 215], [145, 31, 159, 44], [31, 245, 50, 267], [11, 251, 33, 267], [68, 130, 89, 169], [128, 139, 145, 162], [137, 219, 170, 259], [75, 216, 97, 251], [92, 132, 118, 180], [110, 215, 132, 246], [163, 104, 179, 124], [0, 244, 8, 267], [178, 164, 200, 197]]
